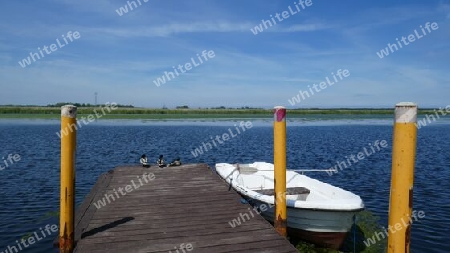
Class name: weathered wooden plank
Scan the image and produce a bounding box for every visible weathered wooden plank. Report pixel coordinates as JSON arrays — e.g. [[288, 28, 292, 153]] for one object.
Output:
[[72, 164, 298, 253]]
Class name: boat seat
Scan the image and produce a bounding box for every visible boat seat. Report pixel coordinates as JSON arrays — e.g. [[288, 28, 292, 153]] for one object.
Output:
[[254, 187, 310, 195], [241, 175, 265, 190]]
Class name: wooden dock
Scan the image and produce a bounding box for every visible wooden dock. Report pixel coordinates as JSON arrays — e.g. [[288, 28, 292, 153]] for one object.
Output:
[[67, 164, 299, 253]]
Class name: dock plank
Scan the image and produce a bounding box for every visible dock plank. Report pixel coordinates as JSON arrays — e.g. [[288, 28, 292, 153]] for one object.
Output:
[[72, 164, 298, 253]]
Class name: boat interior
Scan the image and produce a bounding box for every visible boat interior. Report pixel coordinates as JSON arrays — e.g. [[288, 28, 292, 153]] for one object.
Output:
[[254, 187, 311, 201], [234, 167, 312, 201]]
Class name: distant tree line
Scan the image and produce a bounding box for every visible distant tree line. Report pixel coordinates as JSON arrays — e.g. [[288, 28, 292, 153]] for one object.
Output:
[[47, 102, 134, 108], [0, 104, 439, 115], [206, 106, 262, 109], [173, 106, 263, 109]]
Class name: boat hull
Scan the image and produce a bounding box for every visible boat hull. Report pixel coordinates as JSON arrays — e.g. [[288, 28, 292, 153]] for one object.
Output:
[[287, 227, 348, 250], [250, 199, 357, 249]]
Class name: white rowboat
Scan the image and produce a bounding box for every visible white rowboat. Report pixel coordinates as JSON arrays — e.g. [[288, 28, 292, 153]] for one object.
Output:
[[215, 162, 364, 249]]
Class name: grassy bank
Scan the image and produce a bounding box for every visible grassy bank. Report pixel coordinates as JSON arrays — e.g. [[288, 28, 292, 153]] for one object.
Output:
[[0, 107, 437, 119], [0, 113, 272, 119]]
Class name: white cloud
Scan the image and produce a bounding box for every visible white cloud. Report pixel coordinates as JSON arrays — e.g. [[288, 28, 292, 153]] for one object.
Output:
[[282, 23, 330, 32]]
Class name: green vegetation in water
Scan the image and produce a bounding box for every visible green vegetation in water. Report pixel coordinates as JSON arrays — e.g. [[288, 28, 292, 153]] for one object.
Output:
[[38, 211, 60, 222], [0, 106, 439, 119], [21, 232, 33, 240], [291, 210, 386, 253]]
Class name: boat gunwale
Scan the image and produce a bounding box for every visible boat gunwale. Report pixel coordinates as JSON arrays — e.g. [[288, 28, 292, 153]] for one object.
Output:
[[215, 162, 364, 211]]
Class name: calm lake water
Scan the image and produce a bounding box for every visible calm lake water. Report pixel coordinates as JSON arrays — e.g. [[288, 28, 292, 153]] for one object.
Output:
[[0, 118, 449, 253]]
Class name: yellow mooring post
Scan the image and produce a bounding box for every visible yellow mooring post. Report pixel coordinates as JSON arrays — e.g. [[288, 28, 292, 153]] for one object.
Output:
[[388, 102, 417, 253], [273, 106, 287, 237], [59, 105, 77, 253]]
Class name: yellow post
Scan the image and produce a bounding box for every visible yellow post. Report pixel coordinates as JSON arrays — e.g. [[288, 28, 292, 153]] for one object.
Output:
[[388, 102, 417, 253], [59, 105, 77, 253], [273, 106, 287, 237]]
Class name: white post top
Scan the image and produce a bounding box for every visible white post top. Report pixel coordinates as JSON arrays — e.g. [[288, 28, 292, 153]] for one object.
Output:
[[61, 105, 77, 118], [395, 102, 417, 123], [396, 102, 417, 107]]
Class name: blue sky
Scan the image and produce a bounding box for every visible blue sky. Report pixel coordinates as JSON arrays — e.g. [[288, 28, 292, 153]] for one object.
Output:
[[0, 0, 449, 108]]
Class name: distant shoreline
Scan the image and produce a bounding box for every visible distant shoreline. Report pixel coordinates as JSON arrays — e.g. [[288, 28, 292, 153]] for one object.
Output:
[[0, 107, 439, 119]]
